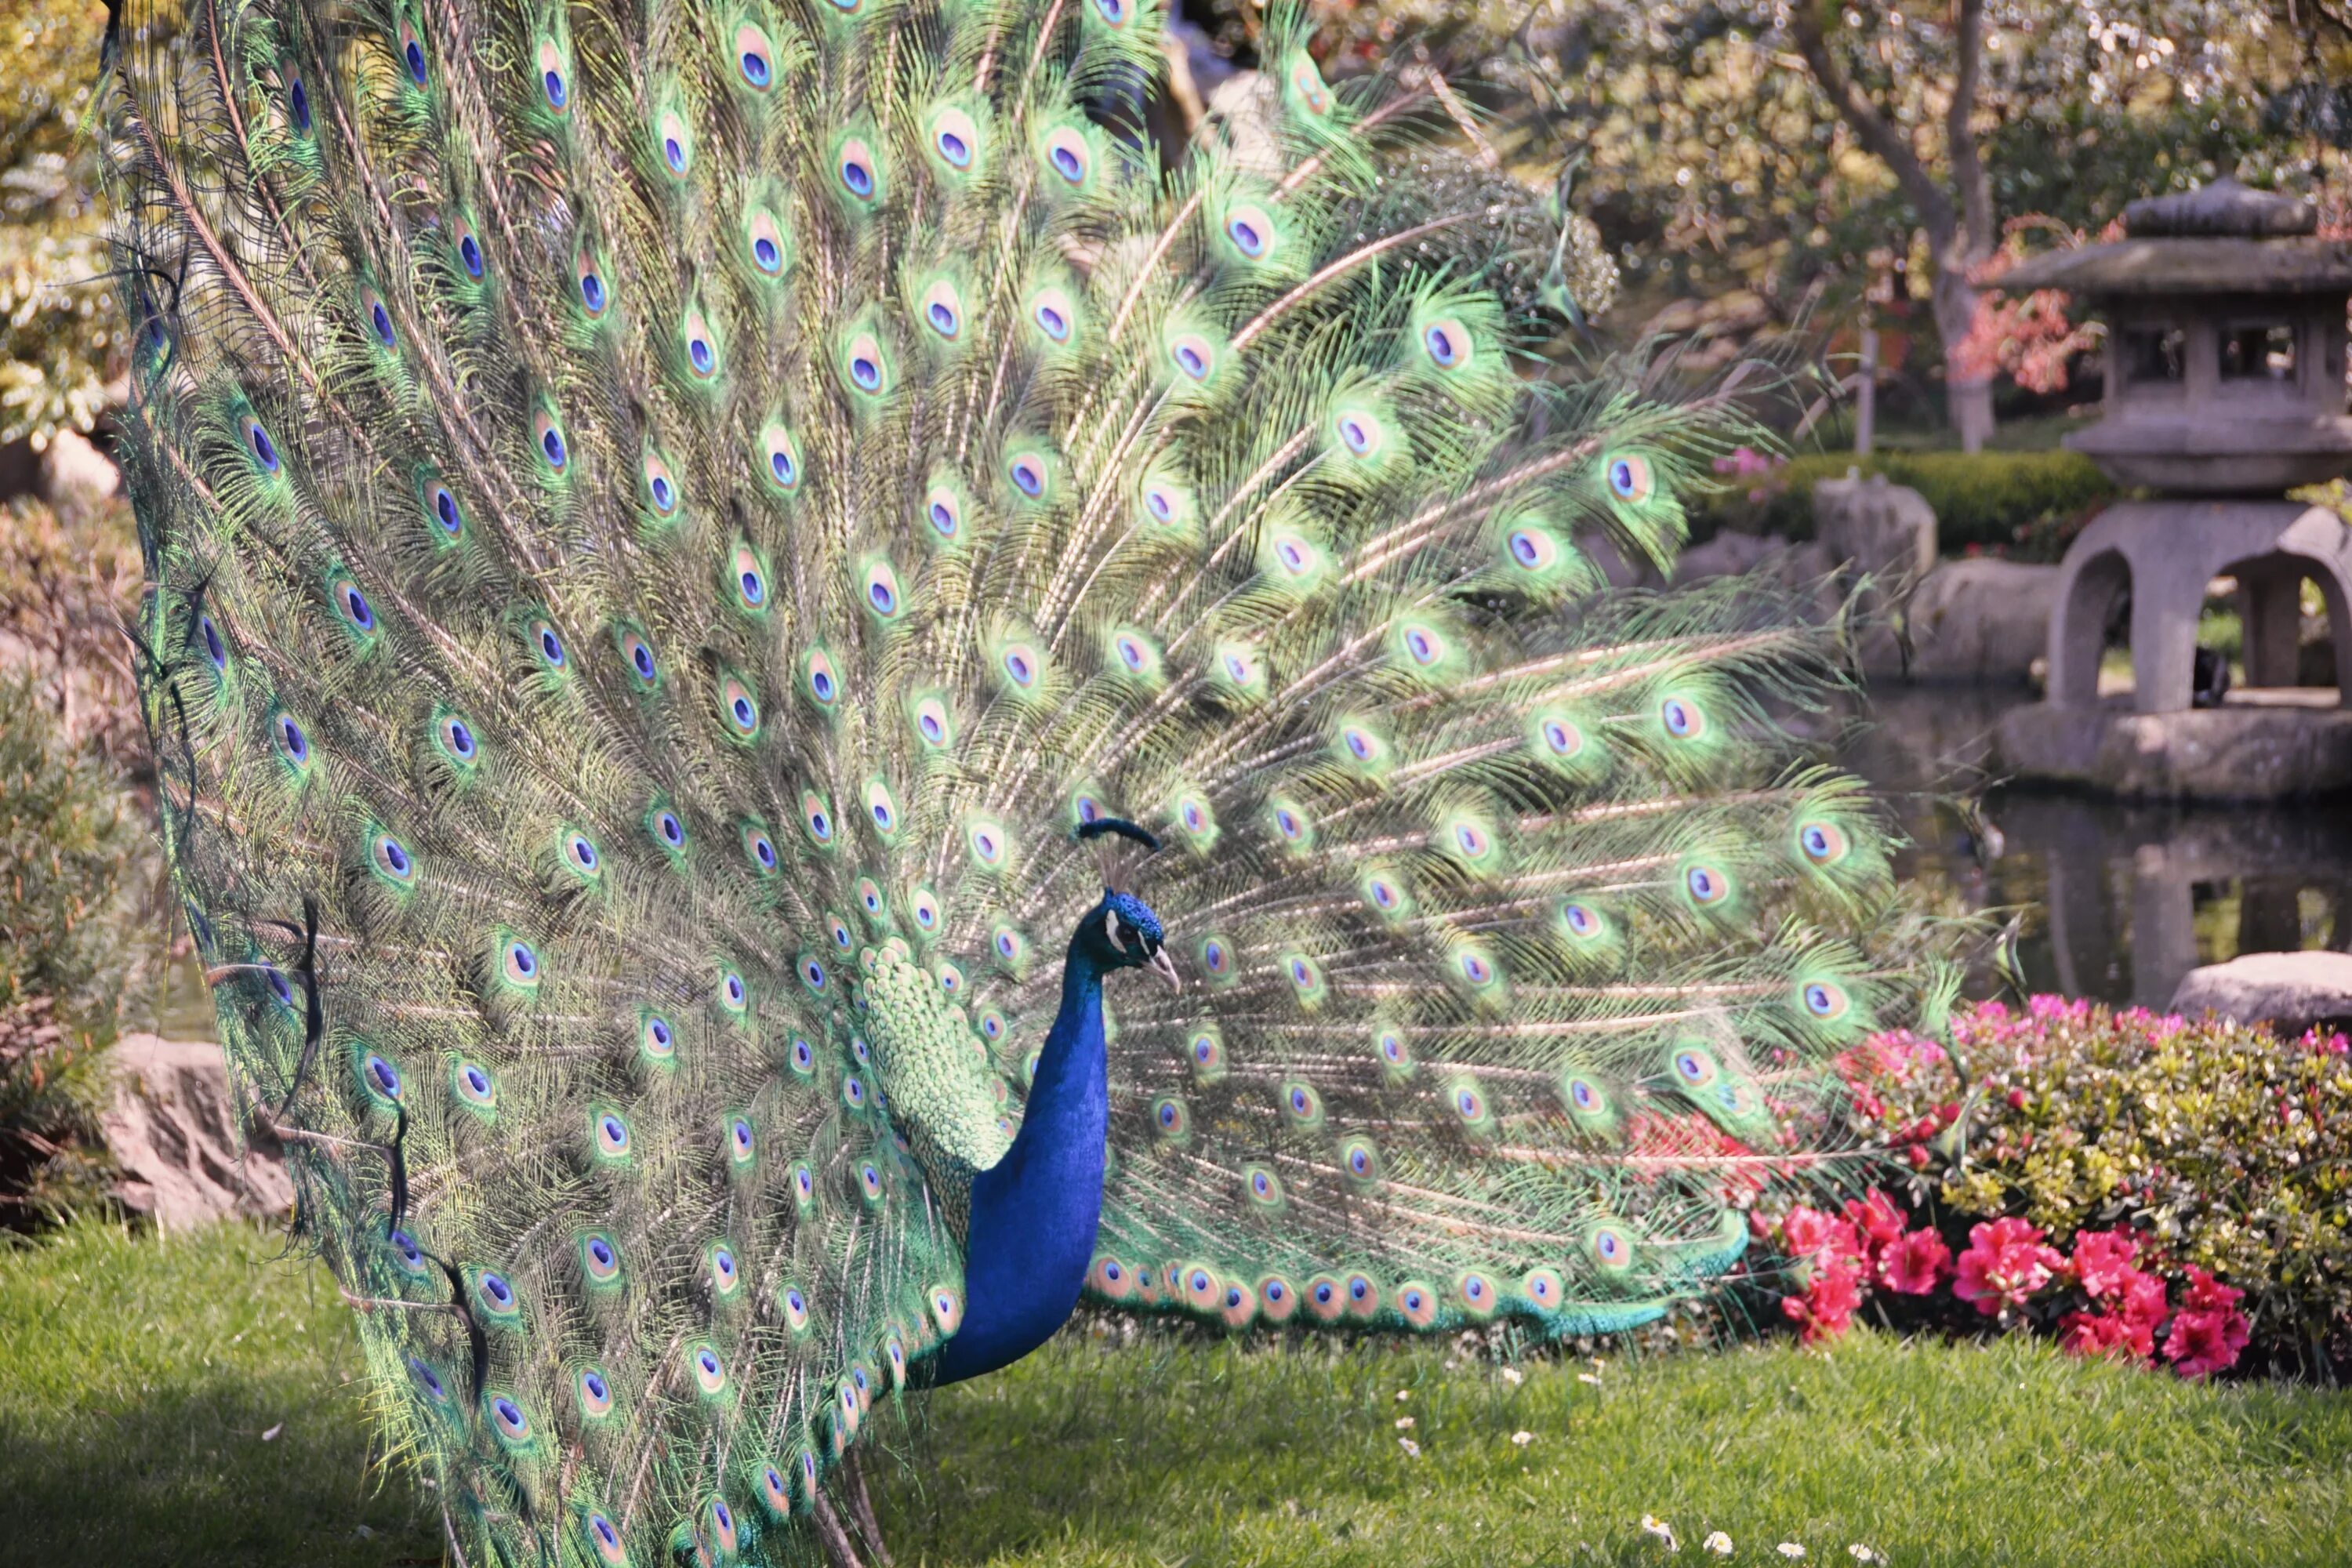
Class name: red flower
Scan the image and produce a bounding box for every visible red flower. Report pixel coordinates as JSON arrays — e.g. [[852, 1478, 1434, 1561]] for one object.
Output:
[[2163, 1305, 2251, 1380], [2179, 1265, 2243, 1315], [2067, 1229, 2140, 1300], [1844, 1189, 1906, 1257], [1780, 1205, 1861, 1264], [1954, 1217, 2063, 1316], [2059, 1309, 2132, 1358], [1783, 1255, 1862, 1344], [2114, 1273, 2169, 1359], [1780, 1205, 1831, 1256], [1878, 1229, 1952, 1295]]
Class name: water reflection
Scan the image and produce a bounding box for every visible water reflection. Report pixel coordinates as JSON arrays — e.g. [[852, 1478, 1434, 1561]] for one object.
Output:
[[1844, 687, 2352, 1007]]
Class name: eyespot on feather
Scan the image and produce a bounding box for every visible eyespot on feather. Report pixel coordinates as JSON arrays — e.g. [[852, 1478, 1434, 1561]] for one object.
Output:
[[535, 38, 570, 114], [744, 206, 789, 278], [733, 23, 775, 90], [1027, 284, 1078, 347], [917, 277, 967, 344], [758, 424, 804, 494], [841, 329, 891, 397], [656, 110, 692, 177], [926, 103, 983, 175], [1796, 818, 1852, 866], [1037, 125, 1093, 189], [837, 136, 880, 204], [641, 450, 680, 518], [1605, 452, 1657, 504]]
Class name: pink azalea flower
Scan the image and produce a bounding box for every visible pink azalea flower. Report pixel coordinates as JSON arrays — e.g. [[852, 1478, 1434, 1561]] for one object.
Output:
[[1878, 1229, 1951, 1295], [2067, 1229, 2140, 1300], [1954, 1217, 2063, 1316], [2114, 1273, 2170, 1359], [2059, 1309, 2131, 1358], [2179, 1266, 2244, 1316], [2163, 1305, 2252, 1380], [1780, 1206, 1860, 1264], [1844, 1189, 1906, 1257], [1782, 1255, 1862, 1345]]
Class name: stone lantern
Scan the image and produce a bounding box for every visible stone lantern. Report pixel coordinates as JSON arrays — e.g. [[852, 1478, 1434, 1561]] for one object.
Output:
[[1994, 178, 2352, 796]]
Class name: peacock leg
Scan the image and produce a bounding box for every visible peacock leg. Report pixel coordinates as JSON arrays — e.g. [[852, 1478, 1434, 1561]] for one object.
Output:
[[839, 1448, 895, 1566], [811, 1490, 866, 1568]]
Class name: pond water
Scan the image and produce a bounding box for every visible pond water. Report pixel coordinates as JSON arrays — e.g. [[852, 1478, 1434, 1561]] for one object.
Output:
[[1840, 685, 2352, 1009], [122, 686, 2352, 1042]]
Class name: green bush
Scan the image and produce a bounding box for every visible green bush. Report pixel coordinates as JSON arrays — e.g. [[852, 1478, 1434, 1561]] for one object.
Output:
[[1855, 996, 2352, 1374], [1692, 449, 2116, 561], [0, 677, 147, 1223]]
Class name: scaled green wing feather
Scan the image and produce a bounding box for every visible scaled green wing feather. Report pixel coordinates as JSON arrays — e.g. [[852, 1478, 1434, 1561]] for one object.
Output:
[[106, 0, 1944, 1560]]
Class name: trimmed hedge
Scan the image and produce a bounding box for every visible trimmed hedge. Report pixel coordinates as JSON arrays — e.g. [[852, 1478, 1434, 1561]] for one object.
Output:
[[1691, 449, 2116, 561]]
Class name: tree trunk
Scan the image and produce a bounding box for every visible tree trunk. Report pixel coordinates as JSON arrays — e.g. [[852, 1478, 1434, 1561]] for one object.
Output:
[[1793, 0, 1997, 452], [1931, 264, 1993, 453]]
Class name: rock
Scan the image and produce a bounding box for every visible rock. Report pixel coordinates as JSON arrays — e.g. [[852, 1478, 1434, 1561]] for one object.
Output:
[[1671, 530, 1780, 583], [39, 429, 121, 506], [1203, 71, 1282, 180], [1578, 529, 1657, 589], [1904, 559, 2063, 683], [1813, 475, 1939, 584], [99, 1034, 292, 1231], [1671, 532, 1837, 602], [1994, 700, 2352, 799], [1813, 477, 1940, 676], [2171, 951, 2352, 1033]]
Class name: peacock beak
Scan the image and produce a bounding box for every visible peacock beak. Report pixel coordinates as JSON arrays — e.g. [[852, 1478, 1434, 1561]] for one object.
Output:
[[1146, 945, 1181, 993]]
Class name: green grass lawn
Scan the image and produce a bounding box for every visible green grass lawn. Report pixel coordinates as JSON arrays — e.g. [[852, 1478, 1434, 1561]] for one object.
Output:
[[5, 1223, 2351, 1567]]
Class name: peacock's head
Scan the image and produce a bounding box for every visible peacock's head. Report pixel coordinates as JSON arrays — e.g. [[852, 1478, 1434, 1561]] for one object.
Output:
[[1072, 817, 1178, 991], [1080, 888, 1180, 992]]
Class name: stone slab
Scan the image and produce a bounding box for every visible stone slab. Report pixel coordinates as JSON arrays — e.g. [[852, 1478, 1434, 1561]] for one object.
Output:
[[99, 1034, 292, 1231], [2171, 951, 2352, 1033], [1994, 700, 2352, 799], [1904, 559, 2062, 684]]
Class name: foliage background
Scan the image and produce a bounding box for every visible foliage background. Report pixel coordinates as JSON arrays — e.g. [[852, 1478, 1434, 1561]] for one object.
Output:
[[1, 0, 117, 451]]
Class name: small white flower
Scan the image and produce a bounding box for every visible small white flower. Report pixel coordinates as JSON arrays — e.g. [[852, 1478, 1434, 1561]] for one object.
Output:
[[1578, 1372, 1603, 1386], [1848, 1548, 1885, 1565], [1501, 1366, 1524, 1386], [1704, 1532, 1733, 1556], [1779, 1544, 1807, 1559], [1641, 1514, 1679, 1552], [1511, 1430, 1534, 1447], [1398, 1436, 1421, 1458], [1396, 1389, 1411, 1402], [1395, 1415, 1415, 1429]]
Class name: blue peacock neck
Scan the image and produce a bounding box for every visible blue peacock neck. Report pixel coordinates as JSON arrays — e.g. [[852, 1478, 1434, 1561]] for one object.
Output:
[[929, 928, 1110, 1385]]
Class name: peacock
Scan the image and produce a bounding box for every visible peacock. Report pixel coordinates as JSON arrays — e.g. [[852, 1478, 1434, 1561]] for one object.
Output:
[[102, 0, 1952, 1559]]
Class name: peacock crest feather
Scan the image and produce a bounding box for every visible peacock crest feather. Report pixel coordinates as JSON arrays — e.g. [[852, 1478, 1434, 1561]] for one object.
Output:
[[106, 0, 1951, 1558]]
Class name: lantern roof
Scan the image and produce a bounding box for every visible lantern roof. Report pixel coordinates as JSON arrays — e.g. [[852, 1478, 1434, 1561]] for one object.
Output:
[[1999, 179, 2352, 296]]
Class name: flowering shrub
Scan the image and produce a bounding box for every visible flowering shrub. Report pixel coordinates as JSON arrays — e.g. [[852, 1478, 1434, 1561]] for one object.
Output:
[[1772, 996, 2352, 1377], [1755, 1196, 2256, 1378]]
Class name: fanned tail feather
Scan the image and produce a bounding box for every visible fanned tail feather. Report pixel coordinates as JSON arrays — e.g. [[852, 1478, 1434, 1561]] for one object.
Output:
[[106, 0, 1947, 1559]]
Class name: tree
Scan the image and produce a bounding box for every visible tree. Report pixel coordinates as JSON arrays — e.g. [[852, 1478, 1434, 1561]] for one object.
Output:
[[1288, 0, 2341, 444], [1, 0, 118, 451], [1789, 0, 1994, 448]]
